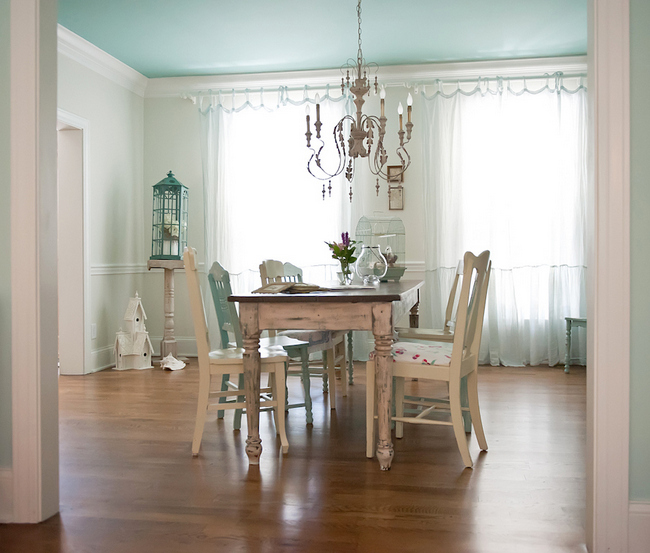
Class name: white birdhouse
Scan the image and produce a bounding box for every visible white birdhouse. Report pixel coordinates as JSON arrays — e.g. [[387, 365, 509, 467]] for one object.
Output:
[[122, 292, 147, 334], [114, 292, 154, 370]]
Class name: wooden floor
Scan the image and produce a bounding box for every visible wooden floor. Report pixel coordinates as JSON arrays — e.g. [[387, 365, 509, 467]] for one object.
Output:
[[0, 361, 587, 553]]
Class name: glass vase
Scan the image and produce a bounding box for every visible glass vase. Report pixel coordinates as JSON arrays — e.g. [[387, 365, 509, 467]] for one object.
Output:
[[355, 245, 388, 285], [337, 262, 354, 285]]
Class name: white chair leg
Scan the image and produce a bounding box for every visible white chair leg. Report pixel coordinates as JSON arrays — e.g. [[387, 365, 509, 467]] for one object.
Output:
[[467, 370, 488, 451], [326, 347, 337, 410], [192, 373, 211, 456], [449, 377, 473, 468], [338, 341, 348, 397], [395, 376, 404, 439], [365, 359, 376, 458], [271, 363, 289, 453]]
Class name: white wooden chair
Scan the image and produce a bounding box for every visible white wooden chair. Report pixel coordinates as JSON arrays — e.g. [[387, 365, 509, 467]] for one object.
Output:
[[183, 247, 289, 456], [366, 250, 491, 468], [259, 259, 349, 405], [395, 259, 463, 343]]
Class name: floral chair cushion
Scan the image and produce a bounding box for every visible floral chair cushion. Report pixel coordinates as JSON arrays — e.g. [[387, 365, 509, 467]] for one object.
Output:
[[370, 341, 453, 366]]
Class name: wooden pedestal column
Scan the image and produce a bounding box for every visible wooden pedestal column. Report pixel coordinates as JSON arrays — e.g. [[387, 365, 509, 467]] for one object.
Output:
[[147, 259, 184, 358]]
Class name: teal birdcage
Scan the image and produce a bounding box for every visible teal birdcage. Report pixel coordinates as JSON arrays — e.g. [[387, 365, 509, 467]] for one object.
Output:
[[150, 171, 188, 260]]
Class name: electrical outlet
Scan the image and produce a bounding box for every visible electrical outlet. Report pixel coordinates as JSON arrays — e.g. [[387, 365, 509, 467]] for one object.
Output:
[[91, 323, 97, 340]]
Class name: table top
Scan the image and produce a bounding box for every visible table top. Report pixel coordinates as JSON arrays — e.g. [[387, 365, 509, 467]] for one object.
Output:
[[229, 280, 423, 304], [566, 317, 587, 324]]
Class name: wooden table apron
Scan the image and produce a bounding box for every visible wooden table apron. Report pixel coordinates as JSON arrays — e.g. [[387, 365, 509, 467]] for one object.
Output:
[[230, 280, 423, 471]]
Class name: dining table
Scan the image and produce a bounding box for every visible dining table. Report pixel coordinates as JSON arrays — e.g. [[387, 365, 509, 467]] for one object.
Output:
[[229, 279, 423, 471]]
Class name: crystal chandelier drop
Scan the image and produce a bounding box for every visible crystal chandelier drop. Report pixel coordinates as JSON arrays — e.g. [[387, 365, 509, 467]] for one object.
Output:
[[305, 0, 413, 201]]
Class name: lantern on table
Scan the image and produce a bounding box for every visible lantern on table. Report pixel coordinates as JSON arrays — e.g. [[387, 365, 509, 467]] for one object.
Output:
[[150, 171, 188, 260]]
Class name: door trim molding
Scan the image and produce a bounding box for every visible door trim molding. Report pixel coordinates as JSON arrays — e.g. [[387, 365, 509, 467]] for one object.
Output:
[[10, 0, 59, 522], [587, 0, 631, 550], [57, 109, 91, 375]]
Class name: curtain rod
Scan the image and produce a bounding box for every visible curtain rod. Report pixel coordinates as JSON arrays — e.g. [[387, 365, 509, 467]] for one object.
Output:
[[183, 71, 586, 101]]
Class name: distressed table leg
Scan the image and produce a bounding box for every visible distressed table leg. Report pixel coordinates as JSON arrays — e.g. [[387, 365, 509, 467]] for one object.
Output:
[[240, 304, 262, 465], [373, 303, 394, 471]]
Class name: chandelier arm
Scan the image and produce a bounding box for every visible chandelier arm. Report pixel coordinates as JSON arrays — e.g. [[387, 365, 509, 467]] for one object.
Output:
[[305, 116, 354, 181]]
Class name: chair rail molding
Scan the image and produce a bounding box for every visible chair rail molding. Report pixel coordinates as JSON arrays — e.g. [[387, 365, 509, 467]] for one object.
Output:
[[588, 0, 631, 551], [57, 24, 147, 97]]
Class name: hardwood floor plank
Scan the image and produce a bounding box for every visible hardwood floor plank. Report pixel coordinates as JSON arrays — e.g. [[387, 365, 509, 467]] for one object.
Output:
[[0, 362, 587, 552]]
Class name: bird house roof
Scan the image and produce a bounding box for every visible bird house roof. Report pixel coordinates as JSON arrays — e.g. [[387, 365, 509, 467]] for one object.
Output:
[[123, 292, 147, 322], [115, 331, 152, 356]]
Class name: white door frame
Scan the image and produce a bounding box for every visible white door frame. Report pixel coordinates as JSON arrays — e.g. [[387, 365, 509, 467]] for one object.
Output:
[[10, 0, 60, 522], [8, 0, 634, 550], [57, 109, 91, 375], [587, 0, 631, 550]]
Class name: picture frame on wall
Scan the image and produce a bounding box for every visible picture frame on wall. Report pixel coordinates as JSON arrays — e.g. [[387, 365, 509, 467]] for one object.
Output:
[[388, 185, 404, 210], [387, 165, 404, 183]]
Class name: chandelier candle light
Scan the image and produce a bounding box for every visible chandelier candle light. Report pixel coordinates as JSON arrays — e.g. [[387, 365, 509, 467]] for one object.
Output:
[[305, 0, 413, 201]]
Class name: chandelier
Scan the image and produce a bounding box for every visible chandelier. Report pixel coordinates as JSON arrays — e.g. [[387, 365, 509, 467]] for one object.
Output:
[[305, 0, 413, 201]]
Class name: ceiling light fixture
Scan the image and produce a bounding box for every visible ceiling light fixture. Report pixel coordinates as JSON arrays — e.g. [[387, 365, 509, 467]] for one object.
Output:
[[305, 0, 413, 201]]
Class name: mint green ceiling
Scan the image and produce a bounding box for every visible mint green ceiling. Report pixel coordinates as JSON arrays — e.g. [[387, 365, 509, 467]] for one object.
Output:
[[58, 0, 587, 79]]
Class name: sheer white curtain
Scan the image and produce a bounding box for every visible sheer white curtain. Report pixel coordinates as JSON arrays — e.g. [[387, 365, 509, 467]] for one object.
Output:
[[199, 91, 351, 297], [421, 77, 588, 366]]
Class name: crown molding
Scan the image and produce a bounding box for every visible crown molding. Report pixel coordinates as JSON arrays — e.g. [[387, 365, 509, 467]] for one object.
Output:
[[145, 55, 587, 98], [57, 25, 148, 97]]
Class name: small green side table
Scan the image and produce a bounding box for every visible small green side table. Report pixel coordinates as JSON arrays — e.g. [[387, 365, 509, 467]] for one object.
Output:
[[565, 317, 587, 373]]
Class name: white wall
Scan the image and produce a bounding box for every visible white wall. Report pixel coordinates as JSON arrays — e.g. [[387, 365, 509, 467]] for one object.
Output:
[[141, 97, 203, 354], [351, 86, 426, 268], [58, 54, 146, 370]]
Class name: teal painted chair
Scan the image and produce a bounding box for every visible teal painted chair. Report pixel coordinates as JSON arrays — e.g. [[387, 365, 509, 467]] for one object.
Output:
[[183, 248, 289, 456], [208, 261, 332, 425], [259, 259, 352, 398]]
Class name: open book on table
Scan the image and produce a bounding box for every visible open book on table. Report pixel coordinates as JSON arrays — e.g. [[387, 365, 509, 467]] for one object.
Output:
[[252, 282, 329, 294]]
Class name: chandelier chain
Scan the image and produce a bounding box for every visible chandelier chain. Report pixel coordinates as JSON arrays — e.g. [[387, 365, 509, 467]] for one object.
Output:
[[357, 0, 363, 68]]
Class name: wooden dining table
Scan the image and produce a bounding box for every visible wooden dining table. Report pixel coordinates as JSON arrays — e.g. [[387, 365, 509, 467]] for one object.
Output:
[[229, 279, 423, 470]]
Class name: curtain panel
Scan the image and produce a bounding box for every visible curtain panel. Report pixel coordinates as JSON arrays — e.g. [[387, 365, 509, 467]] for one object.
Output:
[[420, 76, 588, 366], [198, 89, 354, 345]]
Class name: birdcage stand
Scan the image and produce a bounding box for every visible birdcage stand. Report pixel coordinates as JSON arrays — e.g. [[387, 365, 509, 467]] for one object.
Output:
[[147, 259, 184, 358]]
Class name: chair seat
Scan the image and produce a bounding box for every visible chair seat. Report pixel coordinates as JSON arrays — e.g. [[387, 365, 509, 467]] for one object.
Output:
[[278, 329, 333, 346], [261, 335, 310, 350], [209, 347, 288, 363], [370, 341, 453, 367], [395, 327, 454, 342]]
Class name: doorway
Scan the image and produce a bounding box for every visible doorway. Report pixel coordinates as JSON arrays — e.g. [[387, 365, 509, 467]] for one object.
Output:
[[56, 111, 90, 375]]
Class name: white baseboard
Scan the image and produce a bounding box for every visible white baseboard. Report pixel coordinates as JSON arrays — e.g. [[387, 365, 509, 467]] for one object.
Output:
[[150, 336, 197, 358], [90, 345, 115, 372], [88, 337, 198, 373], [629, 502, 650, 553], [0, 468, 14, 522]]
